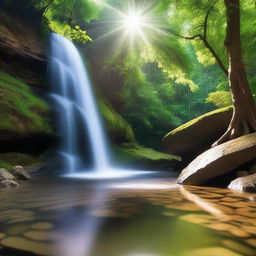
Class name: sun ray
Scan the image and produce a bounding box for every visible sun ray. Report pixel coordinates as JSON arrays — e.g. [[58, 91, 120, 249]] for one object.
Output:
[[94, 25, 126, 42], [115, 29, 130, 50], [91, 0, 163, 50]]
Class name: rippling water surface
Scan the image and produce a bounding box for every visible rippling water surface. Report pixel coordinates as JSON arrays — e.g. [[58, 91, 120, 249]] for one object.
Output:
[[0, 172, 256, 256]]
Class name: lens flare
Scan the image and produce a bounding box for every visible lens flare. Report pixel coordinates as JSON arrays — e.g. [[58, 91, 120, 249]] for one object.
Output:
[[92, 0, 163, 49], [124, 12, 143, 32]]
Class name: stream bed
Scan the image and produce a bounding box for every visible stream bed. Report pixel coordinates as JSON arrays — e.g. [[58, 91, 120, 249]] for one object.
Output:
[[0, 172, 256, 256]]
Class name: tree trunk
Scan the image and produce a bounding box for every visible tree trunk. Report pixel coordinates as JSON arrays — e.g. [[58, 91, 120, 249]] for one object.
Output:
[[213, 0, 256, 146]]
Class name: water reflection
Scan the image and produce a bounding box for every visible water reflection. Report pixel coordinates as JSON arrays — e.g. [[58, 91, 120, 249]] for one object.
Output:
[[63, 169, 153, 179], [179, 186, 230, 220], [0, 173, 256, 256], [55, 187, 106, 256]]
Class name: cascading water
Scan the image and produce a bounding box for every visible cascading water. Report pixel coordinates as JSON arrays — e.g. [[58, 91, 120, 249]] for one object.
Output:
[[49, 33, 110, 173], [49, 33, 150, 179]]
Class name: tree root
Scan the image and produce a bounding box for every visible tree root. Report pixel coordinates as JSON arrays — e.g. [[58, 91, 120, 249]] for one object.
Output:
[[212, 118, 255, 147]]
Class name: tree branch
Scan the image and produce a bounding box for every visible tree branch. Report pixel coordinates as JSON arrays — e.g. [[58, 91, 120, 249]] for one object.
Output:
[[199, 35, 228, 76], [163, 28, 201, 40], [166, 28, 228, 76], [165, 2, 228, 77], [201, 3, 228, 76], [203, 8, 212, 38]]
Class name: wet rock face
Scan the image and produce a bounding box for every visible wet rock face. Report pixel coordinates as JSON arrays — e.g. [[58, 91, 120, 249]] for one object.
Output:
[[177, 133, 256, 185], [13, 165, 31, 180], [0, 168, 15, 180], [0, 8, 46, 87]]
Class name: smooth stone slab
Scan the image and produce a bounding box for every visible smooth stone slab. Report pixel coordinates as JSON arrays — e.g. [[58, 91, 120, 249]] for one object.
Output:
[[177, 133, 256, 185], [228, 173, 256, 193]]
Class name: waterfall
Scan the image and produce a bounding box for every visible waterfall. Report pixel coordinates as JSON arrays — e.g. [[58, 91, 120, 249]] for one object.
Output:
[[49, 33, 150, 179], [49, 33, 110, 173]]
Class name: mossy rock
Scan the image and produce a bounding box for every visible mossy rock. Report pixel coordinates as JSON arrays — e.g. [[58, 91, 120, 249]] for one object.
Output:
[[113, 143, 181, 170], [162, 106, 233, 165], [99, 100, 136, 144], [0, 152, 39, 171], [0, 71, 53, 141]]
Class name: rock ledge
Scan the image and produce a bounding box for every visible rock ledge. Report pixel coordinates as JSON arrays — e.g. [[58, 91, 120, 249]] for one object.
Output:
[[177, 133, 256, 185]]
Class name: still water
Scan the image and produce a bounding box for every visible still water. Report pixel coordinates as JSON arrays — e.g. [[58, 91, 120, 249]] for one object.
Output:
[[0, 172, 256, 256]]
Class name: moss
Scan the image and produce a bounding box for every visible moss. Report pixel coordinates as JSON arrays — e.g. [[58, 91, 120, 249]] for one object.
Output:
[[98, 100, 136, 144], [163, 106, 233, 138], [0, 160, 12, 170], [119, 144, 181, 161], [113, 143, 181, 170], [0, 153, 38, 171], [0, 71, 52, 137]]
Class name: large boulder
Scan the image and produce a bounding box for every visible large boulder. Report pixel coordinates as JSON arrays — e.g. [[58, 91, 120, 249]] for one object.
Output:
[[177, 133, 256, 185], [162, 107, 233, 164]]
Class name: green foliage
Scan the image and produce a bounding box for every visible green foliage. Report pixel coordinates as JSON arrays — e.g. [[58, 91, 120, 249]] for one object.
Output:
[[206, 91, 232, 108], [0, 160, 12, 171], [109, 54, 184, 148], [158, 0, 256, 99], [2, 0, 98, 43], [49, 22, 92, 43], [160, 0, 227, 68], [47, 0, 100, 42], [96, 0, 198, 89], [142, 40, 197, 91], [44, 0, 99, 23], [42, 0, 98, 43], [0, 72, 52, 135]]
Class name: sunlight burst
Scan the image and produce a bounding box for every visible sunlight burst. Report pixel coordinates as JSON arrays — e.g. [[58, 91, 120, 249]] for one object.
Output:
[[93, 0, 160, 49], [124, 12, 143, 32]]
